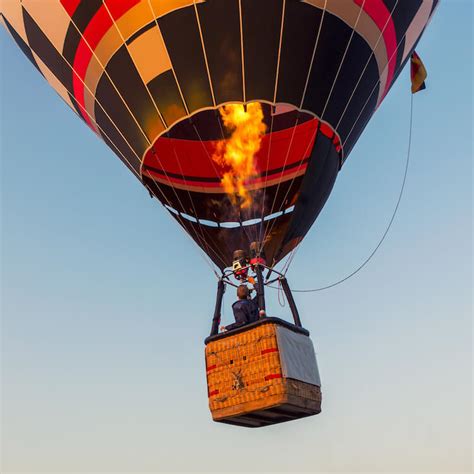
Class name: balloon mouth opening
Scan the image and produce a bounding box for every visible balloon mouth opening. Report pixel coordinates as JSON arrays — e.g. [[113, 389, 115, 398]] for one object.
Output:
[[141, 103, 341, 268], [141, 101, 315, 218], [141, 101, 315, 184], [140, 102, 340, 228]]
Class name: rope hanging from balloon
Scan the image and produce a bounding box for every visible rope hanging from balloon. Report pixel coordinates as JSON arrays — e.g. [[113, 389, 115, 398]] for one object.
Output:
[[261, 0, 401, 260], [264, 0, 410, 278], [269, 92, 415, 293]]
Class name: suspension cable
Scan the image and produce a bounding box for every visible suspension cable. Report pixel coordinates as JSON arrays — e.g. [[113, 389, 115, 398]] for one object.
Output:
[[268, 93, 415, 293]]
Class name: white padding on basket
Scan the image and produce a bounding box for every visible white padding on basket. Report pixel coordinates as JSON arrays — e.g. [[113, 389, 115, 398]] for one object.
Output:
[[276, 326, 321, 386]]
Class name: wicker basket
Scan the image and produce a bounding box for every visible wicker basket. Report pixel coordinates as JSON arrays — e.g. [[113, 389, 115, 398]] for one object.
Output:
[[205, 317, 321, 428]]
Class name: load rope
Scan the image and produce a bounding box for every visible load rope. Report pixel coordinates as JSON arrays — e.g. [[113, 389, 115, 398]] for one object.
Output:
[[270, 92, 415, 293]]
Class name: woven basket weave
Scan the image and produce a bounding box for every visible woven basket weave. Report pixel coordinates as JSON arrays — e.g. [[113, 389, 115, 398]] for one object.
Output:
[[205, 319, 321, 427]]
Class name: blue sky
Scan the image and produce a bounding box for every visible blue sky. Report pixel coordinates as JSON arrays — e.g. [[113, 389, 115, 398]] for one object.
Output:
[[1, 2, 472, 473]]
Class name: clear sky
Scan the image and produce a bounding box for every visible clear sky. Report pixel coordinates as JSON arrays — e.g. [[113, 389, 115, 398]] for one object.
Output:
[[1, 2, 472, 473]]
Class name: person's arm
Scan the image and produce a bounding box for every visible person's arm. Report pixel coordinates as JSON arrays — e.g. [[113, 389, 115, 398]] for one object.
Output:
[[224, 321, 246, 331]]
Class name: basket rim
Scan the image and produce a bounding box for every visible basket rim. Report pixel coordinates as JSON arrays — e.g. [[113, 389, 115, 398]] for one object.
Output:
[[204, 317, 309, 344]]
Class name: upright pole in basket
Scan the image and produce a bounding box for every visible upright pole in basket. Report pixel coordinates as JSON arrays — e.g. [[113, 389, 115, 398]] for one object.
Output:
[[210, 279, 225, 336], [280, 277, 302, 327], [255, 264, 266, 313]]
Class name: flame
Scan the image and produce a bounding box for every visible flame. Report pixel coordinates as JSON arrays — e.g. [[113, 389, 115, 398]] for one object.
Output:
[[212, 102, 267, 209]]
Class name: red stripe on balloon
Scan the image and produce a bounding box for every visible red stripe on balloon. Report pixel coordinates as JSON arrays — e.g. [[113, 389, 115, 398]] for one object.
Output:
[[68, 0, 140, 126], [143, 118, 324, 180], [60, 0, 81, 17], [354, 0, 397, 101], [143, 161, 309, 190]]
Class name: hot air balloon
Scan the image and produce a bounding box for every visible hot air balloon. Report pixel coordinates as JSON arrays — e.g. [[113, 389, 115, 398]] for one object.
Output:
[[1, 0, 438, 427]]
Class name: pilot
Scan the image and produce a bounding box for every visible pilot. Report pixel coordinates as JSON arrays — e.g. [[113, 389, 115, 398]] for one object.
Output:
[[221, 284, 259, 332]]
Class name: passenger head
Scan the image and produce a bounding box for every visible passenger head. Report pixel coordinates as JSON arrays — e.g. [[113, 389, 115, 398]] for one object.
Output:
[[237, 285, 249, 300]]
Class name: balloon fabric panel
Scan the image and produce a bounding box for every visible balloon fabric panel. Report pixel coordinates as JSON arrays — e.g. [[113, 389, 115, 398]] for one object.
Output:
[[1, 0, 438, 270]]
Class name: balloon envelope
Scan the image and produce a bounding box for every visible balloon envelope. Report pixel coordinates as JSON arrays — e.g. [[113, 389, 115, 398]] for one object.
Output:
[[1, 0, 438, 269]]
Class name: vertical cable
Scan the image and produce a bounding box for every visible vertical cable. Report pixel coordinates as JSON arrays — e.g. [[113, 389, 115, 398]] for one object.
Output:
[[193, 0, 216, 107], [147, 0, 190, 115], [238, 0, 246, 102]]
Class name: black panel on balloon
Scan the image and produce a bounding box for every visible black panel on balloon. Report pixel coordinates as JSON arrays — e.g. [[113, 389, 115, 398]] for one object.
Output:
[[165, 205, 295, 270], [95, 70, 150, 161], [148, 71, 187, 128], [165, 105, 311, 141], [391, 0, 423, 69], [158, 7, 213, 112], [322, 31, 379, 131], [62, 0, 102, 66], [263, 176, 305, 220], [391, 0, 424, 41], [276, 0, 323, 107], [302, 13, 353, 118], [100, 130, 141, 176], [382, 0, 398, 12], [1, 13, 42, 76], [94, 103, 143, 174], [241, 0, 284, 102], [340, 86, 378, 157], [22, 9, 73, 94], [141, 179, 197, 217], [282, 133, 339, 255], [169, 215, 244, 269], [93, 80, 144, 173], [104, 45, 163, 142], [335, 59, 379, 147], [197, 0, 243, 104]]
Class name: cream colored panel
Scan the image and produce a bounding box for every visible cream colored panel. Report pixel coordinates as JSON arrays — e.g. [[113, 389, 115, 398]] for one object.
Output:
[[82, 0, 175, 130], [326, 0, 360, 26], [402, 0, 433, 61], [1, 0, 28, 42], [21, 0, 70, 52], [90, 18, 123, 68], [357, 3, 389, 69], [106, 0, 154, 40], [128, 26, 171, 84], [148, 0, 203, 18], [83, 1, 154, 101], [82, 0, 202, 102]]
